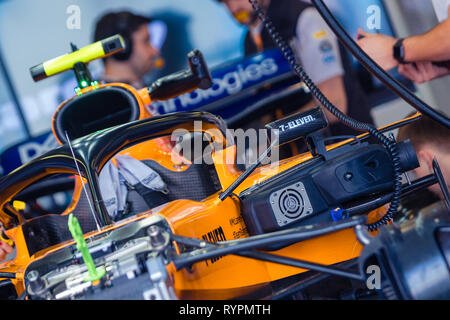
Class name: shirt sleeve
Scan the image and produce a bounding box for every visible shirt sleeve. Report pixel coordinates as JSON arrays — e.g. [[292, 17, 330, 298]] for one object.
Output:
[[432, 0, 450, 21], [293, 7, 345, 85]]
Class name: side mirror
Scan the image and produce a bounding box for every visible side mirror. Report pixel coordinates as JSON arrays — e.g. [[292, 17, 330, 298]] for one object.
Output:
[[147, 49, 213, 101]]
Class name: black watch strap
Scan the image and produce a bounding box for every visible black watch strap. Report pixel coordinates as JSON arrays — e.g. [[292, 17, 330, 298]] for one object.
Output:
[[393, 38, 407, 64]]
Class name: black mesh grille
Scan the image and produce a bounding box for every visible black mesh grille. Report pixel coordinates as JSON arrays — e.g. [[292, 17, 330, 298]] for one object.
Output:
[[22, 159, 221, 256], [143, 160, 221, 202]]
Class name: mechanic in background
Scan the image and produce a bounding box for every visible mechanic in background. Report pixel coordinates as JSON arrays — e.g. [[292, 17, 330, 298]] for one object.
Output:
[[396, 114, 450, 216], [58, 11, 166, 102], [0, 227, 13, 262], [0, 242, 12, 261], [357, 0, 450, 84], [93, 11, 162, 89], [218, 0, 375, 137]]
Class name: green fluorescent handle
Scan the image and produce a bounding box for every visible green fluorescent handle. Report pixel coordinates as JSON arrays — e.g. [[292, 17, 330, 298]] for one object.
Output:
[[68, 213, 106, 282]]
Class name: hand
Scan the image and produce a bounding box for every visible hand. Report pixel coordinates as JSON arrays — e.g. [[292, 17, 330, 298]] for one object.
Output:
[[398, 61, 450, 84], [0, 241, 13, 261], [356, 28, 399, 71]]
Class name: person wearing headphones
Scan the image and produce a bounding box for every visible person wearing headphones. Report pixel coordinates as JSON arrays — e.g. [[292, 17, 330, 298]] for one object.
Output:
[[217, 0, 375, 137], [93, 11, 162, 88], [357, 0, 450, 84], [57, 11, 166, 102]]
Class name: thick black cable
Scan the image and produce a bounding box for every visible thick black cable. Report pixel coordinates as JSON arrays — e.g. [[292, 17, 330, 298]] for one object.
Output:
[[240, 251, 363, 281], [0, 272, 16, 279], [248, 0, 403, 231], [220, 140, 275, 201], [171, 216, 366, 269], [171, 234, 363, 281]]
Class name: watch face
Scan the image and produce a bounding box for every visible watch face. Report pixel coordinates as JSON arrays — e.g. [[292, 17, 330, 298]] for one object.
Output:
[[394, 39, 405, 64]]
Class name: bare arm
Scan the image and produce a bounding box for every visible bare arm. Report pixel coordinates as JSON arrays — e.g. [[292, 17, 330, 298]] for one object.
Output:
[[357, 7, 450, 70], [300, 76, 348, 124], [398, 61, 450, 84], [0, 241, 13, 262], [403, 7, 450, 62]]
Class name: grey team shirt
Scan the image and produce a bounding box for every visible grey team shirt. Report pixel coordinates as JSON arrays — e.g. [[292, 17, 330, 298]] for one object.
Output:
[[432, 0, 450, 21]]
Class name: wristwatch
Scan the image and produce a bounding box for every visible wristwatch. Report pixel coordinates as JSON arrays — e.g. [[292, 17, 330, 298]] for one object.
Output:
[[393, 38, 407, 64]]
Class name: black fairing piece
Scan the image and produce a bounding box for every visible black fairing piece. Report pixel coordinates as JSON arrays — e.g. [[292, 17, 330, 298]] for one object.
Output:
[[358, 201, 450, 300], [240, 144, 395, 237], [147, 49, 212, 101], [0, 280, 18, 300], [53, 85, 140, 144]]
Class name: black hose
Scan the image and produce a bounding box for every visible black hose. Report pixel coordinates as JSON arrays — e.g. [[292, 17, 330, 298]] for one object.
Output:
[[248, 0, 402, 231]]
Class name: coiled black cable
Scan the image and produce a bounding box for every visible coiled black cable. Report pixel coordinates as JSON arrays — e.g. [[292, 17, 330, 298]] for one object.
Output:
[[248, 0, 402, 231]]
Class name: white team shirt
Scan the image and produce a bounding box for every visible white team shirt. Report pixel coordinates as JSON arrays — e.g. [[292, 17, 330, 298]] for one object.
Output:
[[432, 0, 450, 21], [293, 7, 344, 85]]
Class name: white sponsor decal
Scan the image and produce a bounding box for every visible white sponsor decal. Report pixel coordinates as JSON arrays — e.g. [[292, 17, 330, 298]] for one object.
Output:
[[18, 134, 59, 164], [279, 115, 315, 132]]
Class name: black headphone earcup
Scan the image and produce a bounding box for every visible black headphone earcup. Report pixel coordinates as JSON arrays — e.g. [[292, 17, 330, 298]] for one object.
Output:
[[113, 32, 133, 61]]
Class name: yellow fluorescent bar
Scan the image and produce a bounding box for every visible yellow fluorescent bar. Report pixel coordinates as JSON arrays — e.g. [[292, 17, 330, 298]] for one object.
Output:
[[30, 34, 125, 82]]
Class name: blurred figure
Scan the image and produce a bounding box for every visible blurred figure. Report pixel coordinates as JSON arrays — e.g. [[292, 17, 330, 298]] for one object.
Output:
[[0, 242, 13, 262], [0, 224, 13, 262], [218, 0, 374, 137], [58, 11, 167, 102], [397, 114, 450, 199], [357, 0, 450, 84], [94, 11, 162, 88], [395, 114, 450, 221]]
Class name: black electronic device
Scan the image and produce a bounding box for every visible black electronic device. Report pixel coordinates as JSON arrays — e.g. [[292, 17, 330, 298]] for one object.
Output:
[[265, 107, 328, 146], [240, 140, 419, 240]]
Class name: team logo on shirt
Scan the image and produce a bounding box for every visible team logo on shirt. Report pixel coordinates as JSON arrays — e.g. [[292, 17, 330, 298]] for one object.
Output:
[[313, 30, 328, 39], [319, 40, 333, 53], [319, 40, 336, 64]]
